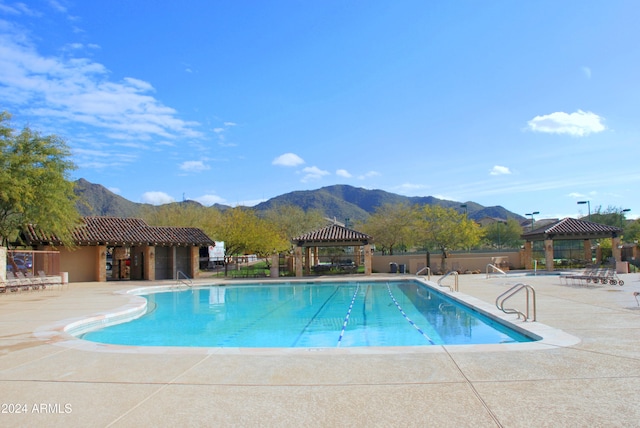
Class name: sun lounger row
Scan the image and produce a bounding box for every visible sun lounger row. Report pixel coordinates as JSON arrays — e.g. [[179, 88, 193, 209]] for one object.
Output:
[[561, 266, 624, 286], [0, 271, 62, 293]]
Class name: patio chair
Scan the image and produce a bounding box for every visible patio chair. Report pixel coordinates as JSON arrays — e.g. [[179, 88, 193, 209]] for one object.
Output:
[[25, 272, 45, 290], [15, 272, 40, 291], [7, 272, 31, 292], [4, 275, 20, 293], [38, 271, 61, 290]]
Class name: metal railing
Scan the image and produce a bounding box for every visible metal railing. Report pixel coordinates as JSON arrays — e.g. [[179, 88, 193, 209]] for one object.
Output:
[[437, 271, 458, 292], [416, 266, 431, 280], [486, 263, 507, 278], [176, 270, 193, 287], [496, 283, 536, 321]]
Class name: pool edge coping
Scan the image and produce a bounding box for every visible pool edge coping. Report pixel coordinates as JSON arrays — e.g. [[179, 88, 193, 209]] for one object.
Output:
[[34, 277, 581, 355]]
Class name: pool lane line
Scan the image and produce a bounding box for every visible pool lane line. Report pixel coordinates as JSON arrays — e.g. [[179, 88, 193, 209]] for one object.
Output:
[[290, 286, 342, 347], [337, 283, 360, 347], [386, 283, 436, 345]]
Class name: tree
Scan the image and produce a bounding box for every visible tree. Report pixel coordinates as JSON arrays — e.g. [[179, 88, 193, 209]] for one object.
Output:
[[0, 112, 80, 247], [216, 207, 289, 275], [262, 204, 325, 245], [586, 205, 630, 229], [414, 205, 483, 272], [358, 203, 415, 255], [483, 218, 523, 249], [625, 219, 640, 244]]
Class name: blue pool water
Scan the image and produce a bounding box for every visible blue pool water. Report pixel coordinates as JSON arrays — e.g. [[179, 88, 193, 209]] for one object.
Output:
[[81, 280, 535, 348]]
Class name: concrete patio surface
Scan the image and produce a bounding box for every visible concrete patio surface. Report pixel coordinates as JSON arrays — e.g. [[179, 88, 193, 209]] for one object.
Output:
[[1, 273, 639, 427]]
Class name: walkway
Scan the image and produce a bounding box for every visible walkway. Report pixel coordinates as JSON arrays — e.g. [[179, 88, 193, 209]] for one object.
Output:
[[0, 273, 639, 427]]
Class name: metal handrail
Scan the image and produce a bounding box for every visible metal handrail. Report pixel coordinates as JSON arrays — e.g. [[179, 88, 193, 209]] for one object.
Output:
[[496, 283, 536, 321], [416, 266, 431, 280], [486, 263, 507, 278], [176, 270, 193, 287], [437, 271, 458, 292]]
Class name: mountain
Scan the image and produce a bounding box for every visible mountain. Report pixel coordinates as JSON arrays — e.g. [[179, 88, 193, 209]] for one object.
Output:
[[74, 179, 524, 223], [253, 185, 523, 222], [74, 178, 146, 217]]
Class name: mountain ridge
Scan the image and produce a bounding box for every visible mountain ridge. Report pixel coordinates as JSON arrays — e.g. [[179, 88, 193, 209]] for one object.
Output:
[[74, 179, 524, 222]]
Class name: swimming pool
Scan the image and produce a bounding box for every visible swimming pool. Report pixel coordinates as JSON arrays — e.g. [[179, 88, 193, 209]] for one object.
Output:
[[80, 280, 537, 348]]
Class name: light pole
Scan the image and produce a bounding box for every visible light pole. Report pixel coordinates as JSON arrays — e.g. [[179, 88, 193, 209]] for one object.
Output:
[[497, 220, 506, 248], [525, 211, 539, 231], [621, 209, 630, 228], [460, 204, 467, 215], [577, 201, 591, 221]]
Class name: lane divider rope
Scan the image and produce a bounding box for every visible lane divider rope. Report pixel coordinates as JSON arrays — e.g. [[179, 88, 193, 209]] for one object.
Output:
[[386, 282, 435, 345], [337, 283, 360, 347]]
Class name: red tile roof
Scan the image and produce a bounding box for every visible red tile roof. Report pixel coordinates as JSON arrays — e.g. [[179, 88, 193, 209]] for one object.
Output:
[[292, 224, 372, 246], [23, 216, 214, 247], [521, 217, 622, 240]]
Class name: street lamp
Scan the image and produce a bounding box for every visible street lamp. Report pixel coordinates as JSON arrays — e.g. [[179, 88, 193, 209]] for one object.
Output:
[[460, 204, 467, 215], [497, 220, 507, 248], [525, 211, 539, 231], [621, 209, 631, 228], [577, 201, 591, 221]]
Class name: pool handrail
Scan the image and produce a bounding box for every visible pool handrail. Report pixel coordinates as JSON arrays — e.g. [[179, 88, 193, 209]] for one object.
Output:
[[176, 270, 193, 287], [416, 266, 431, 280], [437, 271, 458, 292], [495, 282, 536, 322], [486, 264, 507, 278]]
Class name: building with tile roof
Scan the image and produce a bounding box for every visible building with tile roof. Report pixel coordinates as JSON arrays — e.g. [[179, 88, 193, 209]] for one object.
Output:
[[520, 217, 623, 271], [291, 223, 373, 276], [20, 216, 215, 282]]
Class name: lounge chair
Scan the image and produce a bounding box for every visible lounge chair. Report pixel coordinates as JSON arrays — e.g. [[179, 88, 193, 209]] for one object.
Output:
[[3, 276, 20, 292], [38, 271, 61, 289], [25, 272, 45, 290], [8, 272, 31, 291]]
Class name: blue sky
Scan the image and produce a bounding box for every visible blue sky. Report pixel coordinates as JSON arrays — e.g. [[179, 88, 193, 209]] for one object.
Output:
[[1, 1, 638, 220]]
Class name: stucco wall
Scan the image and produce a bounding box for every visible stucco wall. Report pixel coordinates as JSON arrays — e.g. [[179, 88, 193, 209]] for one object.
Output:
[[372, 251, 522, 274], [60, 246, 99, 282]]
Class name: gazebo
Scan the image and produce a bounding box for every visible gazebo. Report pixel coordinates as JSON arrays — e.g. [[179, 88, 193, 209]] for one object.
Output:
[[521, 217, 623, 271], [291, 224, 373, 276]]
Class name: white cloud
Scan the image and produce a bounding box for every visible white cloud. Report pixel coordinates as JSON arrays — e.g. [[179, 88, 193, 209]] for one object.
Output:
[[194, 194, 226, 206], [395, 183, 429, 194], [490, 165, 511, 175], [272, 152, 305, 167], [527, 110, 605, 136], [358, 170, 380, 179], [567, 192, 585, 198], [108, 187, 121, 194], [336, 169, 352, 178], [301, 166, 330, 182], [581, 66, 592, 79], [0, 2, 39, 16], [179, 160, 210, 173], [141, 191, 175, 205], [0, 22, 202, 144]]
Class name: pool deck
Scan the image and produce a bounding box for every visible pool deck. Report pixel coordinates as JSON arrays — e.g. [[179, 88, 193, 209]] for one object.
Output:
[[1, 273, 639, 427]]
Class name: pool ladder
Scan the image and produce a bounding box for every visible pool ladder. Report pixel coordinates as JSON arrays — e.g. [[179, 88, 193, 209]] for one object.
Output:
[[437, 271, 458, 292], [176, 270, 193, 287], [496, 283, 536, 322], [416, 266, 431, 280], [486, 263, 507, 278]]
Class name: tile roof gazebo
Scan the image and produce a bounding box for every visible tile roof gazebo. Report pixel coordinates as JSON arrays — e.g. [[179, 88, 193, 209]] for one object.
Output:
[[291, 224, 373, 276], [21, 216, 215, 282], [520, 217, 623, 271]]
